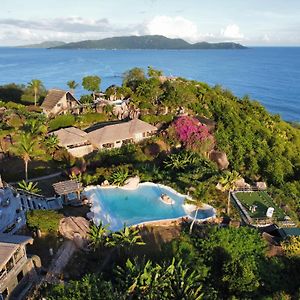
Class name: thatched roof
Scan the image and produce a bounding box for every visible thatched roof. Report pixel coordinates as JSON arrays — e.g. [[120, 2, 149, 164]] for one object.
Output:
[[87, 119, 157, 147], [0, 235, 33, 269], [41, 89, 79, 111], [51, 127, 89, 147], [53, 180, 82, 196]]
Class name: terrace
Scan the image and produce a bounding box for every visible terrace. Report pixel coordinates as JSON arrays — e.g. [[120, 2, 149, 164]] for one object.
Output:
[[231, 190, 288, 227]]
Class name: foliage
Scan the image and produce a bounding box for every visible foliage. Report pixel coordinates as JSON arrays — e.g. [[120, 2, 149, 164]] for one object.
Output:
[[76, 112, 108, 126], [107, 225, 145, 254], [46, 274, 119, 300], [48, 114, 76, 131], [116, 258, 203, 300], [44, 134, 59, 157], [26, 210, 63, 233], [17, 180, 41, 194], [28, 79, 44, 106], [88, 222, 110, 251], [123, 67, 146, 91], [23, 118, 47, 136], [67, 80, 79, 92], [197, 227, 267, 297], [79, 94, 93, 104], [11, 133, 44, 180], [172, 116, 212, 148], [82, 75, 101, 97], [140, 114, 173, 124], [109, 167, 130, 186], [281, 236, 300, 257]]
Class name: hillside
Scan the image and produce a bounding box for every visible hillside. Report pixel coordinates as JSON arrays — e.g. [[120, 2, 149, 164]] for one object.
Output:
[[50, 35, 246, 50], [18, 41, 66, 48]]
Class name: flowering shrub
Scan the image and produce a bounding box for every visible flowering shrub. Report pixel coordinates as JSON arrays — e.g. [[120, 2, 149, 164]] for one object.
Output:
[[172, 116, 213, 152]]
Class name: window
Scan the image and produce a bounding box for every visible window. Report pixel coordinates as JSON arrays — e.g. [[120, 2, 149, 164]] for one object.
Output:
[[17, 271, 24, 283], [0, 268, 6, 280], [56, 103, 62, 107], [102, 143, 114, 149], [6, 257, 14, 273], [13, 247, 24, 264]]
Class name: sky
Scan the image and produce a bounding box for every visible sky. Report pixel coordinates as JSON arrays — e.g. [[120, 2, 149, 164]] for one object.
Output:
[[0, 0, 300, 46]]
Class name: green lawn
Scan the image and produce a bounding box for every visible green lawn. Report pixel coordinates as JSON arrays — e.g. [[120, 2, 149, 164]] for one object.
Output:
[[234, 191, 286, 220]]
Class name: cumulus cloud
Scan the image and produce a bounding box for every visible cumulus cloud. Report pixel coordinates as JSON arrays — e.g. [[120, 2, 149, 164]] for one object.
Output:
[[142, 15, 200, 42], [221, 24, 244, 40]]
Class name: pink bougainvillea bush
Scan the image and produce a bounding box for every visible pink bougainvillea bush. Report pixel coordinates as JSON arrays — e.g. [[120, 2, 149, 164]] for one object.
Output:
[[172, 116, 214, 153]]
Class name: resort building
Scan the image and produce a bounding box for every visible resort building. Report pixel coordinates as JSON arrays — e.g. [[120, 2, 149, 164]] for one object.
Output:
[[0, 179, 62, 234], [41, 89, 80, 117], [87, 118, 157, 150], [51, 127, 94, 158], [0, 234, 41, 300]]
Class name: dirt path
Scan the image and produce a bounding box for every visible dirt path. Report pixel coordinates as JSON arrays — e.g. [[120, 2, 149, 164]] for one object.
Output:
[[44, 240, 77, 284], [9, 171, 63, 184]]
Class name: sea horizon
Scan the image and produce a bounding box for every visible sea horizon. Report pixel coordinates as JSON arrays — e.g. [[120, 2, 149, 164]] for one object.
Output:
[[0, 47, 299, 122]]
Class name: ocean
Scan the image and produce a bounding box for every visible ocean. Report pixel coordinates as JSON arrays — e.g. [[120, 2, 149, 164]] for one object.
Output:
[[0, 47, 299, 121]]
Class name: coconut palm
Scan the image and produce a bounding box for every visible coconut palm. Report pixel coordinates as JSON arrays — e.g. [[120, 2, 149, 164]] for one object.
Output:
[[17, 180, 41, 194], [67, 80, 79, 95], [28, 79, 42, 106], [12, 134, 41, 181], [88, 222, 110, 251], [219, 170, 242, 215]]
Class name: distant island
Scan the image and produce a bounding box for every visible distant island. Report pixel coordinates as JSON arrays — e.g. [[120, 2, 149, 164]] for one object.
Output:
[[46, 35, 246, 50], [18, 41, 66, 48]]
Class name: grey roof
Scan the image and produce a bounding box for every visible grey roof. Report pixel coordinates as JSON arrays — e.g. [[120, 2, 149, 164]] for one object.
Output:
[[0, 234, 33, 245], [0, 234, 33, 269], [87, 119, 157, 147], [51, 127, 89, 147], [41, 89, 79, 111], [53, 180, 82, 195]]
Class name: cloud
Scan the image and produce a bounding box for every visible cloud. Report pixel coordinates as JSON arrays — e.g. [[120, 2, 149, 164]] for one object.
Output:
[[221, 24, 244, 40], [142, 15, 200, 42], [0, 17, 112, 33], [0, 16, 248, 46]]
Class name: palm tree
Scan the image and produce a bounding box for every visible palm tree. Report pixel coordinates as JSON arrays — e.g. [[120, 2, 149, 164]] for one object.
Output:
[[28, 79, 42, 106], [186, 183, 211, 234], [107, 225, 145, 256], [219, 170, 242, 215], [23, 119, 46, 136], [44, 134, 59, 157], [88, 222, 110, 251], [12, 134, 40, 181], [164, 152, 197, 171], [109, 168, 129, 186], [17, 180, 41, 194], [67, 80, 79, 95]]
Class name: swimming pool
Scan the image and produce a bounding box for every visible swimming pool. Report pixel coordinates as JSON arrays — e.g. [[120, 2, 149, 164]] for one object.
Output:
[[85, 182, 216, 231]]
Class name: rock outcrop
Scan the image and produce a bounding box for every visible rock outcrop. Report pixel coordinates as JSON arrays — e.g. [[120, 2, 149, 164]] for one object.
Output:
[[209, 150, 229, 170]]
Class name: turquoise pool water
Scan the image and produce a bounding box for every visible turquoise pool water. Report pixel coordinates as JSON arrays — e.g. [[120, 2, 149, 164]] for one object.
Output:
[[85, 183, 215, 231]]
